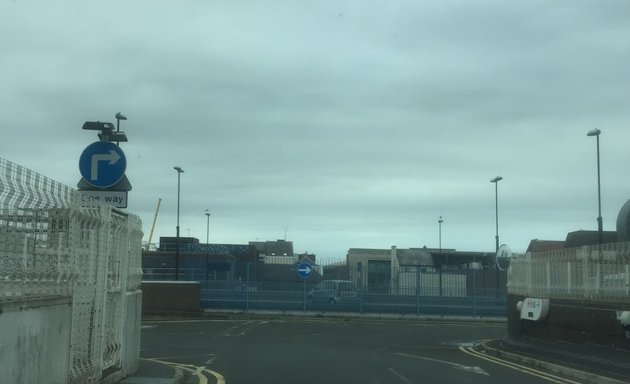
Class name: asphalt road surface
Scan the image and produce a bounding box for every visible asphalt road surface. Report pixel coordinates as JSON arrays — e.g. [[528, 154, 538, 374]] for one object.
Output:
[[140, 316, 582, 384]]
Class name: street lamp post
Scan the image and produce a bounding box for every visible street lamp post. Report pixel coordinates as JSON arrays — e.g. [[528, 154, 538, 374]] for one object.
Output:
[[438, 216, 443, 253], [174, 166, 184, 280], [491, 176, 503, 296], [587, 129, 603, 245], [490, 176, 503, 252], [205, 209, 211, 244], [204, 209, 211, 281], [438, 215, 445, 297]]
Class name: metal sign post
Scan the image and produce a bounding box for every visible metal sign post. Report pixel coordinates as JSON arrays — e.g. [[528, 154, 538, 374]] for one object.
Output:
[[297, 262, 312, 312]]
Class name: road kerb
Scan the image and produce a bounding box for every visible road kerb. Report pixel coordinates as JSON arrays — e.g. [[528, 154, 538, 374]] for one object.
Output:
[[476, 340, 628, 384]]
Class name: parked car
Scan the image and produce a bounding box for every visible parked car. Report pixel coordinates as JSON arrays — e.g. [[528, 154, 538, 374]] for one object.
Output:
[[308, 280, 358, 304]]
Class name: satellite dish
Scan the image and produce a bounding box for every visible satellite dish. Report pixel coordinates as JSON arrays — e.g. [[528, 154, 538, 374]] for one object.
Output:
[[496, 244, 512, 271]]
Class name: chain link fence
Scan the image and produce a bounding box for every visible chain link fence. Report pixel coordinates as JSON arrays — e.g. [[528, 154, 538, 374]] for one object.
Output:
[[0, 157, 143, 383]]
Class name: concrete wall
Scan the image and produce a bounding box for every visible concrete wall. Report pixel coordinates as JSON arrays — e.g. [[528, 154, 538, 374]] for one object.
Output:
[[142, 281, 201, 313], [101, 289, 144, 384], [508, 294, 630, 350], [0, 297, 72, 384], [122, 290, 142, 375]]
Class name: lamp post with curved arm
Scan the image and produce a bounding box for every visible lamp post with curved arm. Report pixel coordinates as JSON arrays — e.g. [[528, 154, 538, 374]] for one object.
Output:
[[438, 216, 444, 253], [490, 176, 503, 253], [587, 129, 603, 244], [491, 175, 503, 296]]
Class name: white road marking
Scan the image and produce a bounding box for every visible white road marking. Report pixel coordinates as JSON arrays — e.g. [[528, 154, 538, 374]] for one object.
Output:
[[460, 346, 584, 384], [224, 320, 268, 337], [395, 352, 489, 376], [388, 368, 415, 384]]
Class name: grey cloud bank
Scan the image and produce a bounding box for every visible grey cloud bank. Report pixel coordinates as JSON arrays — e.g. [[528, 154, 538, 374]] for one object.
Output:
[[2, 0, 629, 261]]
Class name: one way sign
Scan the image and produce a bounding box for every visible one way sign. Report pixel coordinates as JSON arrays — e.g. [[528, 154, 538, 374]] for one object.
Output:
[[297, 262, 312, 279], [79, 141, 127, 188], [79, 190, 128, 208]]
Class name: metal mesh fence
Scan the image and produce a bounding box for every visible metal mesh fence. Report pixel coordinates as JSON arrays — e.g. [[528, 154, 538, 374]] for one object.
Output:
[[0, 158, 76, 209], [508, 242, 630, 302], [143, 265, 507, 317], [0, 157, 143, 383]]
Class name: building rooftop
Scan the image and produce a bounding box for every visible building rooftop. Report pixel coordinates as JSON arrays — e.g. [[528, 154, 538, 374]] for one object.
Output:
[[564, 230, 617, 248], [526, 239, 565, 253], [250, 239, 294, 256]]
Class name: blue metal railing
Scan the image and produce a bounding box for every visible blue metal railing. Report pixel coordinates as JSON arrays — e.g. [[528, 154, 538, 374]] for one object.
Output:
[[143, 267, 507, 317]]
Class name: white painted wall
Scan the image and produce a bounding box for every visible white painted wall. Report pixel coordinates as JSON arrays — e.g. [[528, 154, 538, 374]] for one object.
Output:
[[103, 290, 143, 384], [0, 298, 72, 384], [121, 290, 142, 376]]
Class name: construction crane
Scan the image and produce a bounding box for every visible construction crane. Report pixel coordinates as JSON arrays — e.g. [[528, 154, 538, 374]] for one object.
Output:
[[146, 198, 161, 251]]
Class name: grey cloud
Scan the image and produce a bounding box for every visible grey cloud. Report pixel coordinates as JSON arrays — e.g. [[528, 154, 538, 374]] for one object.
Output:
[[2, 0, 629, 259]]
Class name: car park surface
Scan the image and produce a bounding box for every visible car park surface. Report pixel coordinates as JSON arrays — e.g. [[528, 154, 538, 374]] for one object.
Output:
[[139, 315, 586, 384]]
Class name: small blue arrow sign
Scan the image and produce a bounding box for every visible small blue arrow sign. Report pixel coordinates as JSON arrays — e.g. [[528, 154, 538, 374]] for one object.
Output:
[[297, 262, 312, 279], [79, 141, 127, 188]]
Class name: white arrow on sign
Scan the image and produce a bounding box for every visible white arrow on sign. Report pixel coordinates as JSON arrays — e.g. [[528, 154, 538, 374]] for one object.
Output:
[[298, 266, 312, 274], [90, 150, 121, 181]]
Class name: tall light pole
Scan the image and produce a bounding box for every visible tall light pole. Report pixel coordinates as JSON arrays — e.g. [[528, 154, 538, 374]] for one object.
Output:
[[438, 216, 444, 252], [205, 209, 211, 244], [204, 209, 211, 282], [174, 166, 184, 280], [438, 215, 444, 296], [491, 176, 503, 296], [490, 176, 503, 252], [587, 129, 603, 245]]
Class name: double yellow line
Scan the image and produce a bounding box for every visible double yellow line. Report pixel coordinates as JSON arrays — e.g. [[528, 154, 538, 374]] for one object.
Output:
[[459, 345, 584, 384], [146, 358, 226, 384]]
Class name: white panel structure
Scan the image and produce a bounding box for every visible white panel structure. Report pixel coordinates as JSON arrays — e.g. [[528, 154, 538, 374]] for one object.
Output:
[[0, 157, 143, 384]]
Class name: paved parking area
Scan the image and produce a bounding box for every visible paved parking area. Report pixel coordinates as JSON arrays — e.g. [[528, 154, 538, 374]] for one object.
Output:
[[138, 316, 590, 384]]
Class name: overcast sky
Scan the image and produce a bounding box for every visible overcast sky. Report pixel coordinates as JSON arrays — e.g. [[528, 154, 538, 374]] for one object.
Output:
[[2, 0, 629, 263]]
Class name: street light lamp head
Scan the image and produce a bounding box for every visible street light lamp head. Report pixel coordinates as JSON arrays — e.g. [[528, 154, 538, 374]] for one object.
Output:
[[587, 128, 601, 137], [115, 112, 128, 121], [438, 216, 444, 224], [82, 121, 115, 131], [174, 166, 184, 173], [491, 176, 503, 183]]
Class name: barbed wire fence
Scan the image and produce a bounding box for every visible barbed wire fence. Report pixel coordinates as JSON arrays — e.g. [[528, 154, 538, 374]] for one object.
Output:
[[0, 157, 143, 383]]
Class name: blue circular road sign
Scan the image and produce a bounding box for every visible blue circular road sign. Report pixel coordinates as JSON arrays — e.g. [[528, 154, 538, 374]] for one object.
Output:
[[297, 262, 312, 279], [79, 141, 127, 188]]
